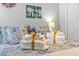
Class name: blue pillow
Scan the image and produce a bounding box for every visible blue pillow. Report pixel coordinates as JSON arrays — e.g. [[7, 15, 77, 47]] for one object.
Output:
[[11, 27, 22, 41], [7, 27, 22, 45], [0, 27, 2, 43], [0, 26, 8, 44]]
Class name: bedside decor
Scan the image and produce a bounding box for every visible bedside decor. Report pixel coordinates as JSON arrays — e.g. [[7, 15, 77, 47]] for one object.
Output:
[[26, 5, 42, 18]]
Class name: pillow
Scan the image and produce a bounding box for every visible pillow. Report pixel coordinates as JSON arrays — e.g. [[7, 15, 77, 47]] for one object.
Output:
[[31, 27, 36, 33], [12, 27, 22, 41], [35, 26, 40, 33], [20, 25, 28, 36], [35, 26, 49, 33], [0, 26, 8, 44], [46, 32, 54, 44], [0, 27, 2, 43], [7, 27, 22, 45]]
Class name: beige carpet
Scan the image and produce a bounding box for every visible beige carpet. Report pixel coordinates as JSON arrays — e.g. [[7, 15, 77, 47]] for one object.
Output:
[[45, 47, 79, 56]]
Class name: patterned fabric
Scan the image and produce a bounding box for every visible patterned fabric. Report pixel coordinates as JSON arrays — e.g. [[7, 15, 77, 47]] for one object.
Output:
[[0, 27, 2, 43], [0, 26, 8, 44], [20, 25, 28, 36], [7, 27, 22, 45]]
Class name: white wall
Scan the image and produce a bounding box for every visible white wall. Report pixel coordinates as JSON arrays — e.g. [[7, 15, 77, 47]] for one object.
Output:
[[59, 3, 68, 39], [59, 3, 79, 41], [67, 3, 79, 41], [0, 3, 59, 29]]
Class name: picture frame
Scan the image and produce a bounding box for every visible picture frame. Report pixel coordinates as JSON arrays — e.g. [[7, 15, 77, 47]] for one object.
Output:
[[26, 5, 42, 18]]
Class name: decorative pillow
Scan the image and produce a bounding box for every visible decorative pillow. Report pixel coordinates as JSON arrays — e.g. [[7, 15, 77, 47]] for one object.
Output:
[[46, 32, 53, 44], [7, 27, 22, 45], [12, 27, 22, 41], [35, 26, 49, 33], [20, 25, 28, 36], [0, 26, 8, 44], [31, 27, 36, 33], [35, 26, 40, 32], [0, 27, 2, 43]]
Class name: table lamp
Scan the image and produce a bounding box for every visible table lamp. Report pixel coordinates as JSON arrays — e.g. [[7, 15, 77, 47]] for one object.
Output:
[[48, 22, 57, 48]]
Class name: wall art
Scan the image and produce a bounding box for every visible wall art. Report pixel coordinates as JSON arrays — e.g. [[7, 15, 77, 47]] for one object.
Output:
[[26, 5, 42, 18]]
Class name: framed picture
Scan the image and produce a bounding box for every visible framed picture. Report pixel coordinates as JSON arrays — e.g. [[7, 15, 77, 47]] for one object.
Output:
[[26, 5, 42, 18]]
